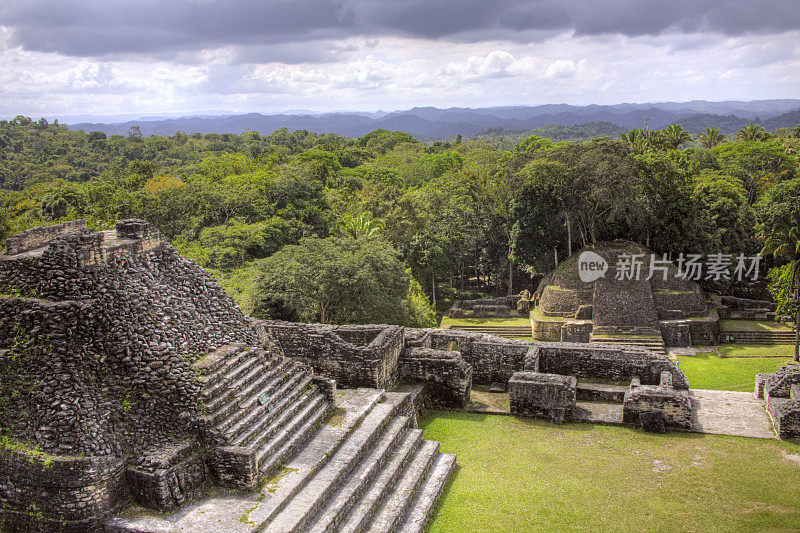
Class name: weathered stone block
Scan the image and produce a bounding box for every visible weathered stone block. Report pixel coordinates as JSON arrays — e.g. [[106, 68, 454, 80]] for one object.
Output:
[[210, 446, 258, 491], [768, 399, 800, 439], [659, 322, 690, 347], [623, 386, 692, 429], [509, 371, 577, 420], [575, 304, 593, 320], [400, 348, 472, 409], [561, 321, 592, 343], [639, 411, 666, 433]]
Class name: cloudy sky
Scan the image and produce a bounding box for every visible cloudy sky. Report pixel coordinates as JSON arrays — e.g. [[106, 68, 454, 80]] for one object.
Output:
[[1, 0, 798, 118]]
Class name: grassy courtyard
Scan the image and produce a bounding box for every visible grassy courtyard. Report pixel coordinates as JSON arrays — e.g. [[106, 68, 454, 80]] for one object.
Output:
[[421, 411, 800, 532], [719, 319, 795, 332], [678, 345, 797, 392], [439, 315, 532, 327]]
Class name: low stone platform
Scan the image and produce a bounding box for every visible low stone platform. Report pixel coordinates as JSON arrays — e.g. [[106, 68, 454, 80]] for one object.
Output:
[[572, 401, 625, 425], [689, 389, 776, 439], [106, 388, 455, 533]]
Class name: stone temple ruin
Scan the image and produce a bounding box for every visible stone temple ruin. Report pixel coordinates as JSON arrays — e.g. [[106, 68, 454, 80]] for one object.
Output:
[[1, 221, 799, 531], [531, 241, 719, 353], [0, 220, 454, 532]]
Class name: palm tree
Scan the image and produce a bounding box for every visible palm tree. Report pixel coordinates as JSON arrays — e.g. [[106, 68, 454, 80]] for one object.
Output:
[[643, 128, 668, 151], [336, 212, 384, 238], [736, 123, 771, 142], [620, 129, 648, 154], [661, 124, 693, 149], [762, 212, 800, 362], [696, 127, 727, 148]]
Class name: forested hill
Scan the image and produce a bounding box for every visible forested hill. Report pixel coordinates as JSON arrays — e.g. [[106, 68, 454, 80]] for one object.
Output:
[[1, 115, 799, 327], [66, 100, 800, 140]]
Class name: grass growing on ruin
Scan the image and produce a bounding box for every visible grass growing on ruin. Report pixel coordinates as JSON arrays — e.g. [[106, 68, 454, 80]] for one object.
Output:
[[677, 348, 795, 391], [420, 411, 800, 532], [719, 319, 795, 331], [530, 306, 568, 322], [439, 316, 532, 327]]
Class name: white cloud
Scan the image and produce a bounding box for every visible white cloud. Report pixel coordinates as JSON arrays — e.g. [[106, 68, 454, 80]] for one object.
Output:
[[0, 27, 798, 118], [544, 60, 577, 79]]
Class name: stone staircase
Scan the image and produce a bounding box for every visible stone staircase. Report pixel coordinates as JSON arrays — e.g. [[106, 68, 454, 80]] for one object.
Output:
[[108, 360, 455, 532], [590, 326, 667, 356], [196, 343, 333, 482], [591, 274, 666, 355], [258, 390, 455, 533], [445, 324, 532, 338], [721, 329, 797, 345]]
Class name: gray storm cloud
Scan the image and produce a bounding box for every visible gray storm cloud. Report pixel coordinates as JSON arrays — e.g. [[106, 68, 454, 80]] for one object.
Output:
[[1, 0, 798, 59]]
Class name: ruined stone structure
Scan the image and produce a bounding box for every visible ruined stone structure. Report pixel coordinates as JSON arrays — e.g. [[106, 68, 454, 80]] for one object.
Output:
[[532, 241, 720, 351], [262, 319, 691, 431], [755, 363, 800, 439], [263, 321, 474, 409], [3, 220, 791, 530], [445, 295, 521, 318], [0, 220, 455, 532], [509, 342, 691, 428], [716, 295, 778, 321]]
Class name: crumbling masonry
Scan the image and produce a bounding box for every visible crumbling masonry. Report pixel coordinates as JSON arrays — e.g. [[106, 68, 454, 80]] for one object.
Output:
[[0, 220, 455, 532]]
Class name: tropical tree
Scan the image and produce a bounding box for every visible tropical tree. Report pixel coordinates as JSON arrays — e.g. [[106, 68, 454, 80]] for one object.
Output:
[[736, 123, 771, 142], [696, 127, 727, 148], [757, 178, 800, 361], [762, 219, 800, 362], [254, 236, 408, 324], [620, 129, 648, 154], [336, 211, 384, 238], [661, 124, 693, 150]]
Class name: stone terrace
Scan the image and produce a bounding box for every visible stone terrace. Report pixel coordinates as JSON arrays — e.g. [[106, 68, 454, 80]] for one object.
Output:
[[0, 220, 456, 532]]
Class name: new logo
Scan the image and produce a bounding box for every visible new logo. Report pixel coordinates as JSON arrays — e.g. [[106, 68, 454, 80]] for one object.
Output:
[[578, 251, 608, 283]]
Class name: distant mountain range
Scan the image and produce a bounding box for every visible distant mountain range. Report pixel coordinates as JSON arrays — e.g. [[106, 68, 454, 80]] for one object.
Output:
[[66, 100, 800, 140]]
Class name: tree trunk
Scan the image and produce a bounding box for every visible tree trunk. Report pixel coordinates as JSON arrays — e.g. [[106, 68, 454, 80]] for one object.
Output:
[[431, 275, 437, 308], [795, 286, 799, 362], [566, 215, 573, 257], [554, 246, 559, 269], [507, 258, 514, 296]]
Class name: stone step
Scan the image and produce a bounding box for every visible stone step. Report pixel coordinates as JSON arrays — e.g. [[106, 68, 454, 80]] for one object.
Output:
[[219, 363, 307, 435], [572, 401, 625, 425], [364, 440, 440, 533], [202, 348, 266, 403], [280, 416, 411, 533], [335, 430, 424, 533], [576, 382, 627, 403], [202, 344, 267, 386], [244, 389, 385, 529], [233, 373, 314, 447], [722, 330, 796, 344], [592, 325, 661, 336], [200, 346, 261, 393], [256, 393, 331, 476], [591, 337, 664, 345], [590, 336, 667, 354], [263, 402, 400, 532], [194, 343, 245, 384], [207, 358, 293, 421], [450, 325, 531, 331], [397, 453, 457, 533], [449, 326, 531, 335]]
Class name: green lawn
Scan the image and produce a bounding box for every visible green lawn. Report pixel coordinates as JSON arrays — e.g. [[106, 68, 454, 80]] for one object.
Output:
[[678, 345, 796, 391], [439, 315, 532, 327], [719, 319, 795, 332], [421, 411, 800, 532]]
